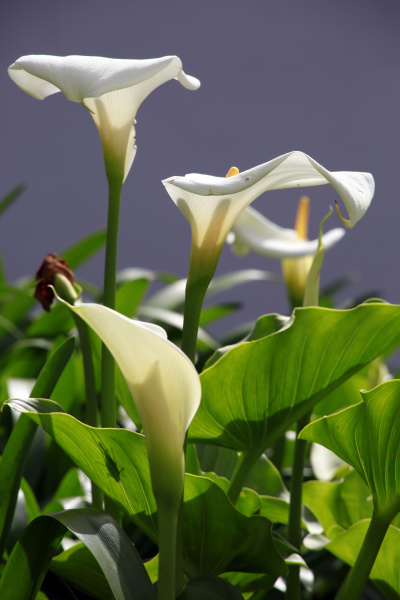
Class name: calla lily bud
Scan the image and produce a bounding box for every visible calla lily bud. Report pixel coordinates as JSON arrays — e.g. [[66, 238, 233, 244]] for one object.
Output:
[[34, 253, 77, 311], [9, 54, 200, 182], [54, 297, 201, 510]]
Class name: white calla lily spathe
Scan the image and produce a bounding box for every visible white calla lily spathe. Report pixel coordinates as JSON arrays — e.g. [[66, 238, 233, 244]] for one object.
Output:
[[8, 54, 200, 181], [227, 204, 346, 259], [162, 151, 374, 279], [61, 299, 201, 507]]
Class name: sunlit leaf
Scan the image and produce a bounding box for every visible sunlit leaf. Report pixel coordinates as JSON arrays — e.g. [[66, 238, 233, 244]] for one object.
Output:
[[300, 379, 400, 516], [190, 304, 400, 454], [326, 520, 400, 600]]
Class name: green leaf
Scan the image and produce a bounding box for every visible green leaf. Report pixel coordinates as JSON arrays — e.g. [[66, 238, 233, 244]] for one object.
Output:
[[51, 543, 114, 600], [182, 474, 286, 578], [116, 278, 150, 317], [205, 313, 288, 368], [20, 478, 41, 522], [5, 400, 287, 579], [5, 399, 158, 539], [61, 230, 107, 270], [0, 337, 75, 558], [0, 508, 156, 600], [0, 281, 35, 335], [42, 468, 85, 514], [300, 379, 400, 516], [0, 183, 26, 218], [189, 304, 400, 453], [223, 571, 277, 594], [326, 520, 400, 600], [199, 303, 240, 327], [177, 576, 244, 599], [303, 470, 373, 535], [27, 303, 75, 338], [146, 270, 282, 311]]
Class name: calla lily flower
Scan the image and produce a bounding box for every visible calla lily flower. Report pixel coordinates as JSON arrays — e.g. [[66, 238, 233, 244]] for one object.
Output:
[[8, 54, 200, 181], [227, 203, 345, 259], [59, 299, 201, 508], [162, 151, 374, 280], [228, 197, 345, 307]]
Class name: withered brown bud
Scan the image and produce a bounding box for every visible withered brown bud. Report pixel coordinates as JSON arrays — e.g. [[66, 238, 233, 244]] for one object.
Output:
[[34, 253, 74, 311]]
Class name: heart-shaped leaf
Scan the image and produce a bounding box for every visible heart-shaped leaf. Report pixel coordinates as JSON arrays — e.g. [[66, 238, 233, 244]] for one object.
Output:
[[189, 304, 400, 455], [300, 379, 400, 517], [6, 399, 287, 579]]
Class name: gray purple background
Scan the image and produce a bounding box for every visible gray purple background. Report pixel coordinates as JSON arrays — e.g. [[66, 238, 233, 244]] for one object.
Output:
[[1, 0, 399, 338]]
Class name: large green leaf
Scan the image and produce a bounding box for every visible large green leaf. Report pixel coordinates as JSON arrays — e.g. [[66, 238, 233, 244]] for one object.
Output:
[[189, 304, 400, 454], [0, 508, 155, 600], [300, 379, 400, 516], [303, 470, 373, 536], [5, 399, 287, 579], [326, 520, 400, 600]]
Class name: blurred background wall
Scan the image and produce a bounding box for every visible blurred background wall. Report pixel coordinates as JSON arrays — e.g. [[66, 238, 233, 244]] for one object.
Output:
[[1, 0, 399, 338]]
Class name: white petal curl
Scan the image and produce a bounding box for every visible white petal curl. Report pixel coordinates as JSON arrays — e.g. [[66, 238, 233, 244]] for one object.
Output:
[[163, 151, 374, 249], [8, 55, 200, 102], [229, 205, 346, 259], [8, 54, 200, 181]]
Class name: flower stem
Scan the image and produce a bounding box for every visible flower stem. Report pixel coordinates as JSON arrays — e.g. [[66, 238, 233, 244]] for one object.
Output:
[[181, 273, 211, 363], [72, 314, 103, 509], [157, 502, 179, 600], [101, 174, 123, 521], [227, 449, 261, 505], [335, 509, 392, 600], [101, 175, 122, 429], [285, 412, 311, 600]]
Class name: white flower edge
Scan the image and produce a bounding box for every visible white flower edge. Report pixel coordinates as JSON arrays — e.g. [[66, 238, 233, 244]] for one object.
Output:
[[228, 205, 346, 258], [163, 151, 374, 229], [8, 55, 200, 102]]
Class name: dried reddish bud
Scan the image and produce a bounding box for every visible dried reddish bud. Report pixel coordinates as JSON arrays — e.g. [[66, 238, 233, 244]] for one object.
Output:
[[34, 253, 74, 311]]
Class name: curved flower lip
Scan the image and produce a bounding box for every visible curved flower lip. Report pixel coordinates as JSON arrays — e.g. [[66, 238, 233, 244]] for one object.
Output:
[[9, 54, 200, 182], [68, 301, 201, 441], [228, 205, 346, 259], [8, 55, 200, 102], [163, 151, 374, 229]]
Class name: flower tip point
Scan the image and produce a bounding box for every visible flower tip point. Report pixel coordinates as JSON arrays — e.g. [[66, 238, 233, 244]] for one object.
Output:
[[335, 200, 352, 229]]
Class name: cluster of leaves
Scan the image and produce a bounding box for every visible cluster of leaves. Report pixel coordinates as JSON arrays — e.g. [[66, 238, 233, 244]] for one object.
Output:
[[1, 185, 400, 600]]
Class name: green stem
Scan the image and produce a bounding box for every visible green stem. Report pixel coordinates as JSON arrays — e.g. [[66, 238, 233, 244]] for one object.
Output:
[[227, 450, 261, 505], [101, 175, 123, 521], [101, 175, 122, 429], [157, 502, 179, 600], [335, 509, 392, 600], [181, 274, 211, 363], [285, 412, 311, 600], [73, 314, 103, 510]]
